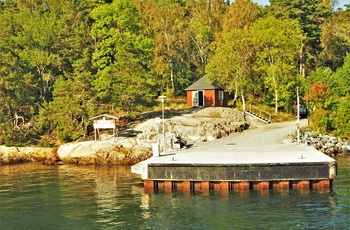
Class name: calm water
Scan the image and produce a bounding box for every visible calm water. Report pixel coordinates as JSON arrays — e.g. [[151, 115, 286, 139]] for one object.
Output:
[[0, 159, 349, 230]]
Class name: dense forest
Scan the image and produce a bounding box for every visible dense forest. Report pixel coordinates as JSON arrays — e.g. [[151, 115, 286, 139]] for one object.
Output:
[[0, 0, 349, 146]]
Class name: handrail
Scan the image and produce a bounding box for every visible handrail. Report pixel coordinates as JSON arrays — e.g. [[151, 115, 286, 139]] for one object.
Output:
[[247, 104, 271, 122]]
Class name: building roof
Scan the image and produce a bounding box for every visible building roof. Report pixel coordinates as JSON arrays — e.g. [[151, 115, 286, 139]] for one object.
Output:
[[185, 76, 225, 91], [89, 114, 120, 120]]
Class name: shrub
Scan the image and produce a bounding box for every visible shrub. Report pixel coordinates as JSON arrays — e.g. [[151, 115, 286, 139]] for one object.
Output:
[[332, 95, 350, 139], [308, 108, 332, 134]]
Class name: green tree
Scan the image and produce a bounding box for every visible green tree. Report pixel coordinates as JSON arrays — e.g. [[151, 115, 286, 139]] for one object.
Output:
[[42, 50, 96, 143], [328, 9, 350, 44], [90, 0, 155, 112], [321, 9, 350, 70], [143, 0, 188, 94], [0, 1, 45, 144], [12, 2, 64, 104], [221, 0, 260, 32], [185, 0, 226, 74], [329, 54, 350, 97], [269, 0, 332, 77], [333, 94, 350, 138], [37, 0, 105, 144], [251, 16, 305, 113], [206, 0, 259, 109], [309, 108, 332, 134], [206, 29, 255, 110]]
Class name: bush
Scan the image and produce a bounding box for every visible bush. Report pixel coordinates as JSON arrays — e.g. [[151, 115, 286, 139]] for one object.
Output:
[[4, 128, 39, 147], [332, 95, 350, 139], [308, 108, 332, 134]]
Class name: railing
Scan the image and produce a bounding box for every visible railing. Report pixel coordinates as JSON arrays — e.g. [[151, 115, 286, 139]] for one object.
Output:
[[247, 104, 271, 122]]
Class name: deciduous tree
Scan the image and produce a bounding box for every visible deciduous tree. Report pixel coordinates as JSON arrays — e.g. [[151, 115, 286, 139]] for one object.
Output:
[[90, 0, 155, 112], [206, 0, 259, 109], [251, 16, 305, 113], [321, 10, 350, 70], [269, 0, 332, 77]]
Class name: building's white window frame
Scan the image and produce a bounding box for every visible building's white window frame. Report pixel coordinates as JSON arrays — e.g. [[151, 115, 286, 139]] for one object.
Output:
[[219, 91, 224, 101]]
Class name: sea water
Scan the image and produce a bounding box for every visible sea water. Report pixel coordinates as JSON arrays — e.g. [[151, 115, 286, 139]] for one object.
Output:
[[0, 159, 349, 229]]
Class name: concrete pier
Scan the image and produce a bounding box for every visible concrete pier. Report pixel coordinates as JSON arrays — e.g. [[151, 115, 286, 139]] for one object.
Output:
[[131, 119, 336, 193]]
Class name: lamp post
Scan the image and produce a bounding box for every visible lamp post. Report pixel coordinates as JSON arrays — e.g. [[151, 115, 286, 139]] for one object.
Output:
[[154, 117, 161, 144], [296, 87, 300, 144], [158, 95, 166, 152]]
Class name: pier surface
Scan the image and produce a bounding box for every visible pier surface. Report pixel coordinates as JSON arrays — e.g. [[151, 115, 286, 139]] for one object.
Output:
[[132, 119, 336, 192]]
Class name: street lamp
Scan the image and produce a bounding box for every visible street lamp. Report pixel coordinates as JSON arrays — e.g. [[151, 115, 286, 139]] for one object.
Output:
[[296, 87, 300, 144], [158, 95, 166, 152], [154, 117, 161, 144]]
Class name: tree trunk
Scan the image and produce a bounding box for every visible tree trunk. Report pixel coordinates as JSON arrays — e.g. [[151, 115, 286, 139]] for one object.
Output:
[[299, 46, 306, 78], [274, 88, 278, 114], [232, 83, 238, 107], [241, 88, 246, 111]]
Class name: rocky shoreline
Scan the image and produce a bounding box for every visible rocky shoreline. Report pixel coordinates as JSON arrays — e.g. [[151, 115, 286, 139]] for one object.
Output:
[[0, 108, 349, 166], [0, 108, 249, 165], [0, 146, 54, 165], [303, 131, 350, 157]]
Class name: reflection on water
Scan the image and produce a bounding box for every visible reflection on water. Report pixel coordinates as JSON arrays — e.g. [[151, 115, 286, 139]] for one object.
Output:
[[0, 158, 349, 229]]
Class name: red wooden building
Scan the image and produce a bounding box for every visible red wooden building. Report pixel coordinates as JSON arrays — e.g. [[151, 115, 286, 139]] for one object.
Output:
[[185, 76, 228, 107]]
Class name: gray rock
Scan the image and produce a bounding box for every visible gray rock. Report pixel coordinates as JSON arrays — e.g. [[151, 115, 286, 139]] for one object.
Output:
[[54, 108, 251, 165]]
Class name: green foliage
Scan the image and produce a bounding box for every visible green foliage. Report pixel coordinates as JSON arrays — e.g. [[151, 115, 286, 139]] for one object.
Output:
[[309, 108, 332, 134], [306, 67, 333, 84], [185, 0, 218, 73], [332, 94, 350, 138], [206, 1, 260, 109], [269, 0, 332, 74], [90, 0, 157, 112], [0, 0, 349, 145], [221, 0, 260, 31], [251, 16, 305, 113], [329, 54, 350, 97], [3, 127, 38, 147], [321, 11, 349, 70], [206, 28, 254, 93]]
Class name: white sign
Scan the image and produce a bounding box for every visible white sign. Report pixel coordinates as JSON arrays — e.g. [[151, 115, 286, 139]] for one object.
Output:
[[94, 119, 115, 129]]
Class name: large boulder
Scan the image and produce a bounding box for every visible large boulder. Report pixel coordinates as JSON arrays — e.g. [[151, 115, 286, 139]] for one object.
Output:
[[135, 107, 250, 143], [57, 140, 152, 165], [304, 132, 350, 157], [0, 146, 53, 165], [57, 108, 251, 165]]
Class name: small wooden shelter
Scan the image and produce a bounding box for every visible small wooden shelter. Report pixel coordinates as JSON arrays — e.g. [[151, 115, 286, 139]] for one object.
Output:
[[185, 76, 228, 107], [89, 114, 119, 141]]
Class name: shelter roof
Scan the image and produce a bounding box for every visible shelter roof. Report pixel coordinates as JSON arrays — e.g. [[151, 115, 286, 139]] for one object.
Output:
[[89, 114, 120, 120]]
